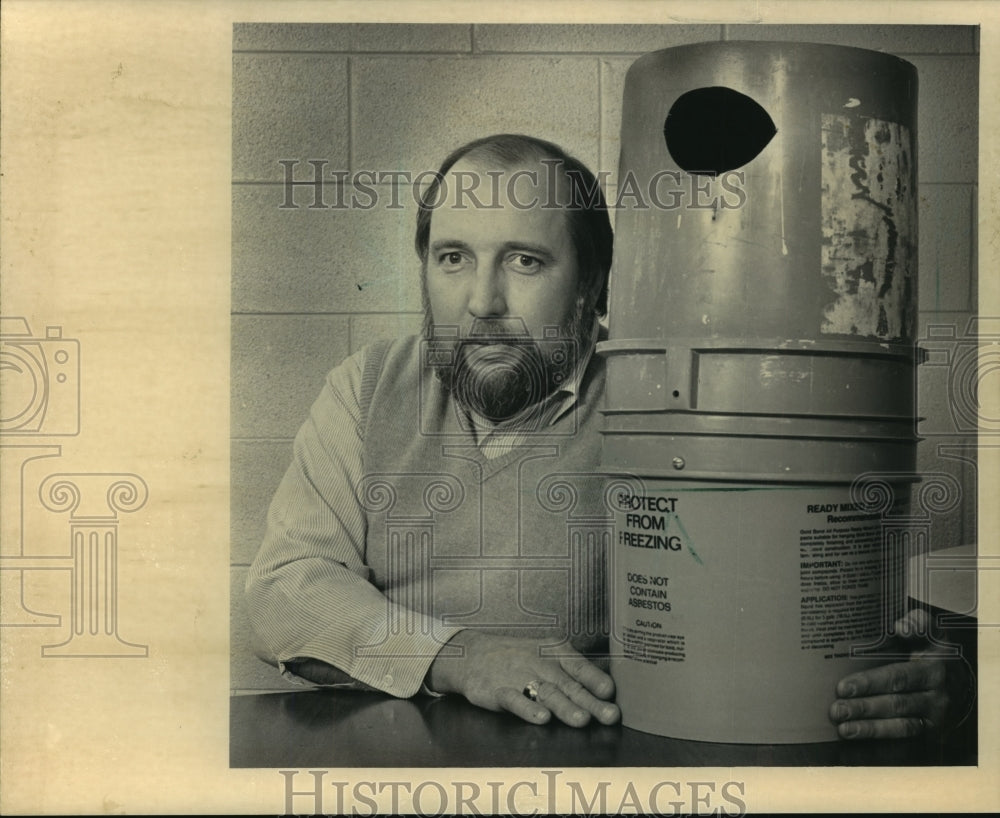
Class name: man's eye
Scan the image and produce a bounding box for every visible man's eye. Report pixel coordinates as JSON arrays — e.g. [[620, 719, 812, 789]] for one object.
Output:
[[438, 251, 466, 270], [508, 254, 542, 274]]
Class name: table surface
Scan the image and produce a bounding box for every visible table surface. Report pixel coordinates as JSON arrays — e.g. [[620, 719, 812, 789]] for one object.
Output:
[[232, 604, 978, 769], [230, 686, 977, 768]]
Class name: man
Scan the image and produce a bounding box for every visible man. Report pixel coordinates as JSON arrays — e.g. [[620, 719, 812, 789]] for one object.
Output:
[[247, 134, 968, 737]]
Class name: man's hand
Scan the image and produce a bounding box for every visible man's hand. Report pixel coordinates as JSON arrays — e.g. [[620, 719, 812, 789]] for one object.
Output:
[[829, 608, 974, 740], [426, 630, 620, 727]]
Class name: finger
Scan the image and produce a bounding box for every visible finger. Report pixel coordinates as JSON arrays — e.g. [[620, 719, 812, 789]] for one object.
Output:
[[830, 689, 939, 723], [532, 680, 592, 727], [553, 674, 621, 725], [836, 659, 945, 698], [835, 716, 928, 741], [559, 652, 616, 700], [496, 686, 551, 725]]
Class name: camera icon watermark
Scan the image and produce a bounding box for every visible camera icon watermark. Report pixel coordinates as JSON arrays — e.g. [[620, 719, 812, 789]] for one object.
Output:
[[0, 317, 80, 436], [1, 314, 148, 658]]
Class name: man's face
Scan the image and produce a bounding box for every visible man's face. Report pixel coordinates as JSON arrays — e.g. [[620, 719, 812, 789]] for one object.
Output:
[[424, 158, 587, 421]]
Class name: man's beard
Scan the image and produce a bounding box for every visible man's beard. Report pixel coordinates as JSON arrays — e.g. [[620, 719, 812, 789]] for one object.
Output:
[[425, 308, 591, 423]]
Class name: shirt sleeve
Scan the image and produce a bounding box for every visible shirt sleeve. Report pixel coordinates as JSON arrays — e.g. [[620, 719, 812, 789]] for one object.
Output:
[[244, 346, 462, 697]]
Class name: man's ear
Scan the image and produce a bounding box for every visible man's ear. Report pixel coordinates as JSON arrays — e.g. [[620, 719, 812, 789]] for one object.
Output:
[[581, 273, 603, 316]]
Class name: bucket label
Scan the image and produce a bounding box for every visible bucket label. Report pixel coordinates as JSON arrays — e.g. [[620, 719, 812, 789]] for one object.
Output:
[[800, 513, 886, 656], [609, 482, 907, 742]]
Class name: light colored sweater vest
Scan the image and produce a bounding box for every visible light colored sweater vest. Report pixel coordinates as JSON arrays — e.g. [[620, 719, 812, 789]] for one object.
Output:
[[359, 335, 611, 655]]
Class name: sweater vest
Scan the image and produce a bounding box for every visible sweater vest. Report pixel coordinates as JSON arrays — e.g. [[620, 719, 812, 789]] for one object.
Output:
[[359, 335, 611, 655]]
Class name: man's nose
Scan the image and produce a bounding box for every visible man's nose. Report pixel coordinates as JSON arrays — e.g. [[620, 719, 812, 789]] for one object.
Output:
[[467, 269, 507, 317]]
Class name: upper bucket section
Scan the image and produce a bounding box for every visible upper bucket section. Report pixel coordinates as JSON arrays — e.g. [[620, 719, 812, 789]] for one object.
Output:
[[608, 41, 918, 345]]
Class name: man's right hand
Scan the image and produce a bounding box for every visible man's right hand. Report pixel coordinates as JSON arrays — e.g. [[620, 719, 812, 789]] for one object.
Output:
[[425, 630, 621, 728]]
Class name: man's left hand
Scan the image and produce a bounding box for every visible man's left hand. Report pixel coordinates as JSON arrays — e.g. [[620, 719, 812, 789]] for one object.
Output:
[[829, 608, 973, 740]]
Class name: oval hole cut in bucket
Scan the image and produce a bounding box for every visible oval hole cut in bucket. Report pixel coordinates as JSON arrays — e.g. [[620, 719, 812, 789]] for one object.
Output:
[[664, 86, 777, 175]]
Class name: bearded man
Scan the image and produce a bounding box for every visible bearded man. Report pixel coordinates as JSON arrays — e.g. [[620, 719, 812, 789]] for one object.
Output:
[[246, 134, 966, 737]]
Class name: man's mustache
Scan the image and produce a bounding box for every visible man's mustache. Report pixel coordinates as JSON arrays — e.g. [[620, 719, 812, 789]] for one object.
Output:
[[464, 317, 534, 341]]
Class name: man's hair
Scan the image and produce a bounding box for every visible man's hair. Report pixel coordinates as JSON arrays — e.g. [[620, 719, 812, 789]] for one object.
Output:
[[414, 133, 613, 317]]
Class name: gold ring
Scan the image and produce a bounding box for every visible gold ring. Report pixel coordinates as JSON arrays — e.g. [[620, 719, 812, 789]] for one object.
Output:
[[522, 680, 542, 701]]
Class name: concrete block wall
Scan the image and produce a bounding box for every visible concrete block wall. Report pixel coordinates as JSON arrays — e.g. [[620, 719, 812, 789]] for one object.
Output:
[[231, 23, 979, 693]]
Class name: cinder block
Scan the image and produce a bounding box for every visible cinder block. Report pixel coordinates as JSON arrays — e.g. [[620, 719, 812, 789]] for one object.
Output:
[[600, 58, 635, 189], [231, 440, 294, 565], [350, 313, 425, 353], [909, 56, 978, 184], [912, 310, 979, 556], [353, 24, 471, 52], [232, 185, 424, 314], [233, 54, 349, 183], [233, 23, 472, 53], [918, 184, 974, 312], [725, 24, 976, 54], [352, 56, 601, 175], [941, 439, 977, 555], [914, 437, 977, 553], [233, 23, 353, 52], [474, 24, 721, 54], [231, 314, 350, 439], [231, 566, 301, 693], [970, 188, 978, 310], [916, 311, 979, 440]]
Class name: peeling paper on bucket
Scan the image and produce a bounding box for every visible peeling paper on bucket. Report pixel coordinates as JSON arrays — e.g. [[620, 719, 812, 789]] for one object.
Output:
[[820, 114, 916, 340]]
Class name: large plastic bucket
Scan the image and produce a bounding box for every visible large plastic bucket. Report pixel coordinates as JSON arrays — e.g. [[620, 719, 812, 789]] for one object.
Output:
[[599, 41, 919, 743]]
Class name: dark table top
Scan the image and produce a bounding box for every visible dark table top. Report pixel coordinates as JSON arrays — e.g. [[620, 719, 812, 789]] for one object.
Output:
[[232, 603, 978, 768], [230, 686, 977, 768]]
